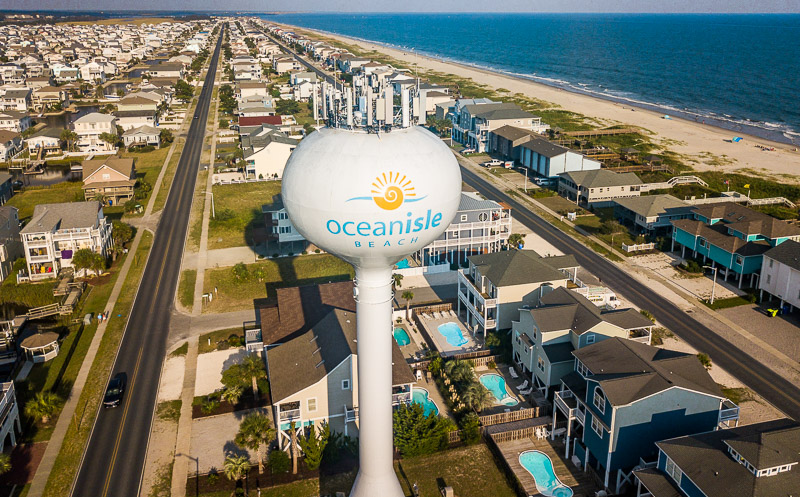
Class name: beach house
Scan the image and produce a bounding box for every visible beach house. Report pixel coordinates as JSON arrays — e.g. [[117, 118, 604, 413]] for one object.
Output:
[[241, 130, 298, 180], [520, 138, 602, 180], [451, 100, 544, 153], [511, 287, 654, 397], [487, 125, 545, 163], [613, 195, 693, 236], [257, 282, 415, 449], [553, 338, 739, 493], [72, 112, 117, 153], [758, 239, 800, 313], [0, 382, 22, 451], [20, 201, 113, 280], [0, 131, 22, 162], [81, 156, 136, 206], [122, 125, 161, 148], [634, 418, 800, 497], [261, 194, 307, 254], [671, 203, 800, 289], [558, 169, 642, 207], [416, 192, 512, 266], [457, 250, 578, 336], [0, 111, 32, 133]]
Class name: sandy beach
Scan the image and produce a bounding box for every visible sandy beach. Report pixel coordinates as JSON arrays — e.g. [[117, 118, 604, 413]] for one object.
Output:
[[283, 24, 800, 183]]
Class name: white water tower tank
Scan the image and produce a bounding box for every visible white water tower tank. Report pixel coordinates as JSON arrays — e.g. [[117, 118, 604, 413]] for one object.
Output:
[[282, 126, 460, 497]]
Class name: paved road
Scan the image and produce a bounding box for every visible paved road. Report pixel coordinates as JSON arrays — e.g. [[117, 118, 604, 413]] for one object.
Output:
[[71, 28, 224, 497], [264, 29, 336, 85], [459, 165, 800, 421]]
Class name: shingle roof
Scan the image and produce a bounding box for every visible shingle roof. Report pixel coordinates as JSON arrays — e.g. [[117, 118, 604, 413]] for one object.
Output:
[[632, 468, 683, 497], [457, 191, 502, 212], [74, 112, 115, 123], [531, 287, 652, 334], [542, 342, 575, 363], [21, 201, 101, 233], [468, 250, 576, 287], [122, 125, 160, 136], [691, 203, 800, 239], [0, 130, 20, 143], [490, 124, 540, 143], [560, 169, 643, 188], [614, 195, 691, 218], [763, 240, 800, 272], [573, 338, 722, 406], [671, 219, 773, 257], [520, 137, 569, 158], [656, 418, 800, 497], [82, 156, 135, 180]]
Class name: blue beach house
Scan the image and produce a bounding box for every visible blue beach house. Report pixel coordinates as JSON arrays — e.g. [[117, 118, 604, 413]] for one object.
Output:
[[552, 338, 739, 493], [634, 418, 800, 497], [671, 203, 800, 289]]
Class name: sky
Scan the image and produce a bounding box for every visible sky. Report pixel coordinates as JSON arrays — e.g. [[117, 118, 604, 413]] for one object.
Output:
[[6, 0, 800, 12]]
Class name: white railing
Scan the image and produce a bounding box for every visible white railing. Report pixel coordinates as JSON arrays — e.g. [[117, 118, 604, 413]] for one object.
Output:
[[392, 392, 411, 406], [345, 406, 358, 423], [555, 390, 584, 425], [279, 409, 300, 422], [622, 242, 655, 253]]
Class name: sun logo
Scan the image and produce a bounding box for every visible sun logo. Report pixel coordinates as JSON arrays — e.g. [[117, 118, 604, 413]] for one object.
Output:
[[346, 171, 426, 210], [371, 172, 415, 210]]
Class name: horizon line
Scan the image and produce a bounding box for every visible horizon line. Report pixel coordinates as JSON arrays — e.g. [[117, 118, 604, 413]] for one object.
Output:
[[2, 9, 800, 14]]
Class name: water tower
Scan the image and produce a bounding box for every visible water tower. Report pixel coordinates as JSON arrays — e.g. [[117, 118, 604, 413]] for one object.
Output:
[[282, 82, 461, 496]]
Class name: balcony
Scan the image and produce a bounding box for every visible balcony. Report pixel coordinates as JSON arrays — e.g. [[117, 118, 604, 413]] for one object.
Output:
[[392, 391, 411, 406], [627, 328, 652, 344], [719, 399, 739, 427], [345, 406, 359, 423], [555, 390, 585, 425], [279, 408, 301, 422]]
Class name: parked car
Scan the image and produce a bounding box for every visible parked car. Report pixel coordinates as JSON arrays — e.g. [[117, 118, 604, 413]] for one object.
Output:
[[534, 177, 555, 186], [462, 148, 476, 154], [103, 373, 127, 408]]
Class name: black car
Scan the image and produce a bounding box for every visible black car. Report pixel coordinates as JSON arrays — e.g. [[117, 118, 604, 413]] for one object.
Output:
[[103, 373, 127, 408]]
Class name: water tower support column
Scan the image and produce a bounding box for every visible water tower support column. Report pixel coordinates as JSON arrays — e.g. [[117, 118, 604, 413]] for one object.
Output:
[[350, 265, 405, 497]]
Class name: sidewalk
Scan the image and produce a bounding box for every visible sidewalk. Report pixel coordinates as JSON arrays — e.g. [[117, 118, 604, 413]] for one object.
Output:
[[191, 66, 222, 316]]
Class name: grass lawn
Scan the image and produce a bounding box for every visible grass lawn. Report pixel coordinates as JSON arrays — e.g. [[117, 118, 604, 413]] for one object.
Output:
[[187, 169, 209, 252], [395, 444, 517, 497], [208, 181, 282, 249], [178, 269, 197, 309], [42, 231, 154, 497], [198, 327, 243, 354], [536, 195, 583, 216], [203, 254, 354, 313], [152, 139, 186, 213], [7, 182, 84, 222], [120, 146, 172, 216], [702, 294, 756, 310]]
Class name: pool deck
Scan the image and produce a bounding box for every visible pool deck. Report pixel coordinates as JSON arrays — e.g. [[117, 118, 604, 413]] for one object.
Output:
[[418, 312, 481, 356], [496, 438, 597, 497], [478, 366, 535, 415]]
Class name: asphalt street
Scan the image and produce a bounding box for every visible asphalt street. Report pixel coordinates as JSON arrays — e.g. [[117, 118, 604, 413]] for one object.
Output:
[[264, 30, 336, 84], [70, 27, 224, 497], [459, 164, 800, 421]]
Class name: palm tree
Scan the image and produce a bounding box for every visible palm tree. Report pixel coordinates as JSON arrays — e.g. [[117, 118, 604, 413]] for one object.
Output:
[[463, 383, 494, 413], [0, 453, 11, 475], [507, 233, 526, 249], [443, 360, 473, 385], [222, 385, 243, 405], [223, 455, 250, 496], [401, 291, 414, 320], [60, 129, 78, 152], [392, 273, 403, 290], [234, 413, 274, 475], [25, 391, 61, 424], [241, 354, 266, 400]]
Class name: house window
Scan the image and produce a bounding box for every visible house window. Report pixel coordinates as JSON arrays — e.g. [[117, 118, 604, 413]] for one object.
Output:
[[735, 255, 744, 266], [586, 334, 595, 345], [537, 356, 545, 372], [698, 238, 706, 248], [766, 274, 771, 284], [342, 379, 350, 390], [460, 214, 468, 222], [576, 360, 592, 378], [593, 388, 606, 414], [591, 416, 603, 438], [479, 212, 488, 222], [665, 457, 682, 485], [769, 259, 774, 268], [307, 398, 317, 412]]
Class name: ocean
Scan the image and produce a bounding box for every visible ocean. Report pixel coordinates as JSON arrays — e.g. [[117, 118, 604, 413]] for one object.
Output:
[[261, 13, 800, 144]]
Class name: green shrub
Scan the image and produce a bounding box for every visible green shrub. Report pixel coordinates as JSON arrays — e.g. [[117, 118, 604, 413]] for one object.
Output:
[[200, 395, 220, 414], [207, 472, 219, 485], [640, 309, 656, 323], [459, 412, 481, 445], [267, 449, 290, 474], [697, 353, 712, 370], [487, 360, 497, 369]]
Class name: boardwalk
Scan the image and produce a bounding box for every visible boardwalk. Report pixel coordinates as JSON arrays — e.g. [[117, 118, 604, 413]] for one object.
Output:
[[495, 438, 596, 497]]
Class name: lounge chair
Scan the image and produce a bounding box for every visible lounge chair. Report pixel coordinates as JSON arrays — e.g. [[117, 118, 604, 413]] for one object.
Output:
[[416, 369, 424, 382], [516, 380, 529, 391], [508, 367, 519, 379], [519, 388, 533, 395]]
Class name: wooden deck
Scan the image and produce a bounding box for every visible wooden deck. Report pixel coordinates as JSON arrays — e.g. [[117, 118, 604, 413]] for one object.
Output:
[[495, 438, 597, 497]]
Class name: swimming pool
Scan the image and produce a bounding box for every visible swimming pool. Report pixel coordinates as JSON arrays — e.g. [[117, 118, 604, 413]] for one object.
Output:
[[519, 450, 573, 497], [479, 373, 519, 406], [412, 388, 439, 416], [437, 322, 469, 347], [393, 327, 411, 346], [396, 259, 411, 269]]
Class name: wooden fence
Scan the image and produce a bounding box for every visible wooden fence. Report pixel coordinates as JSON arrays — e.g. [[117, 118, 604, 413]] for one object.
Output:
[[480, 406, 541, 427], [562, 127, 639, 137]]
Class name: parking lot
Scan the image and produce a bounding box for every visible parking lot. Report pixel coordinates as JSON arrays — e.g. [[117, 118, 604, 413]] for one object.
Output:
[[720, 304, 800, 363]]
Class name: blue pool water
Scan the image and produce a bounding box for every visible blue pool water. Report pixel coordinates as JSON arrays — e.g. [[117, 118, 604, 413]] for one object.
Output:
[[412, 388, 439, 416], [393, 327, 411, 346], [479, 373, 519, 406], [396, 259, 411, 269], [519, 451, 574, 497], [437, 322, 468, 347]]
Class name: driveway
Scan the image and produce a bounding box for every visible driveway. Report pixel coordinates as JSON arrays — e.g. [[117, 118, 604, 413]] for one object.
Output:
[[720, 304, 800, 363], [188, 407, 272, 474]]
